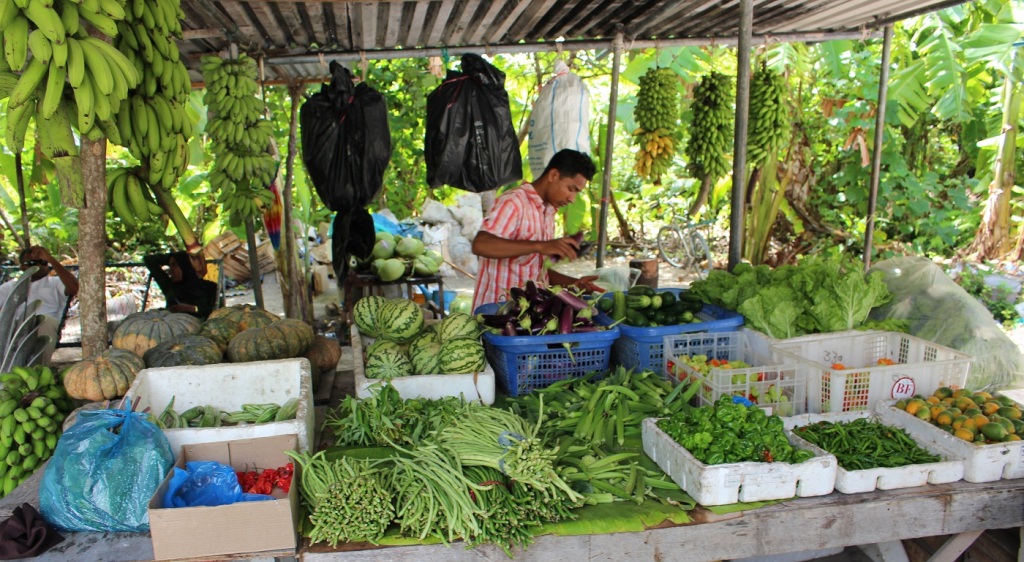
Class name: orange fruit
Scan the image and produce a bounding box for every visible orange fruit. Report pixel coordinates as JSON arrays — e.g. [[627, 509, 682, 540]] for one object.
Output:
[[953, 428, 976, 442], [982, 401, 1001, 416], [963, 408, 983, 418], [972, 414, 990, 427], [962, 417, 979, 432], [935, 411, 954, 427], [905, 399, 928, 416], [976, 391, 994, 401], [926, 396, 941, 405], [941, 397, 956, 406], [951, 415, 969, 430], [1007, 434, 1022, 441], [934, 387, 954, 400], [953, 388, 971, 399]]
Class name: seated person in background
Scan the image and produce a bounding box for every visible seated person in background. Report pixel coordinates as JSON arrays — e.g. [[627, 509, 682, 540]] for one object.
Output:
[[0, 246, 79, 364], [144, 251, 218, 319]]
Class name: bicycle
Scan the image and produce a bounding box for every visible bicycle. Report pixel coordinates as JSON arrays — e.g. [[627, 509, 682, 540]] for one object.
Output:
[[657, 217, 715, 280]]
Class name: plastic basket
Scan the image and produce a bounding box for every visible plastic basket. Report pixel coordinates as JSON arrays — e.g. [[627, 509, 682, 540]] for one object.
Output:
[[662, 331, 808, 416], [475, 303, 619, 397], [771, 331, 973, 414], [605, 289, 744, 376]]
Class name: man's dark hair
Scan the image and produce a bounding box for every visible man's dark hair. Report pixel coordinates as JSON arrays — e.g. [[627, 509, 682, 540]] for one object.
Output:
[[18, 248, 31, 263], [542, 149, 596, 182]]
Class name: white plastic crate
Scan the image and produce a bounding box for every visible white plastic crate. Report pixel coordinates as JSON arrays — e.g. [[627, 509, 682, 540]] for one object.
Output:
[[874, 400, 1024, 482], [124, 358, 313, 458], [783, 410, 964, 493], [663, 332, 808, 416], [771, 330, 972, 413], [641, 418, 837, 506], [352, 324, 496, 405]]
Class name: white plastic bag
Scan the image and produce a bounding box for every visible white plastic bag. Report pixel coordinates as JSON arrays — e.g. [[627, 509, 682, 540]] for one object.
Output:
[[421, 199, 457, 224], [527, 60, 592, 178]]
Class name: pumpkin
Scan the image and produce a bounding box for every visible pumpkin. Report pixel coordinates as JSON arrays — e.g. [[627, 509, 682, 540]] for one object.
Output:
[[302, 335, 343, 374], [226, 318, 315, 363], [62, 347, 146, 401], [206, 304, 279, 330], [112, 310, 202, 356], [143, 334, 224, 368], [197, 317, 242, 354]]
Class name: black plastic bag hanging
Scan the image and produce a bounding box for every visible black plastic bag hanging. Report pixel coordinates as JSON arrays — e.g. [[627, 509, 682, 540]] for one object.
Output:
[[300, 61, 392, 211], [331, 206, 375, 281], [425, 54, 522, 192]]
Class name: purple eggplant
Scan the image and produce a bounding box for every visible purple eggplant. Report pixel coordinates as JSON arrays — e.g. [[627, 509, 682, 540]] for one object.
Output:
[[503, 321, 518, 337], [573, 326, 603, 333], [525, 280, 540, 303], [559, 304, 575, 334], [552, 286, 589, 312], [509, 286, 528, 302], [478, 314, 514, 328]]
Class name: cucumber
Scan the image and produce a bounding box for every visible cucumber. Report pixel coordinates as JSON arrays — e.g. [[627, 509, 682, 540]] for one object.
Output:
[[626, 295, 652, 309], [612, 291, 627, 321], [659, 291, 677, 304]]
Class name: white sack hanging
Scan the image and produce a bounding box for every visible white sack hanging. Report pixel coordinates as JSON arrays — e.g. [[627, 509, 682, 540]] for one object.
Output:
[[527, 60, 592, 178]]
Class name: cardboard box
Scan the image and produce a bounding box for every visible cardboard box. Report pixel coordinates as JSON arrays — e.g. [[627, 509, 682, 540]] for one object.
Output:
[[148, 434, 300, 561]]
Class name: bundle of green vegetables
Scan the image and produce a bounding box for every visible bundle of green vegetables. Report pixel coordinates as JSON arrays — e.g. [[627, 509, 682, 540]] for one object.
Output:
[[688, 254, 899, 339], [323, 384, 466, 447]]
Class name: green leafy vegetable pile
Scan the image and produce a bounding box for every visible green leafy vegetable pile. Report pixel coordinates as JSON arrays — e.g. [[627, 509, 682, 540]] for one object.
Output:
[[689, 254, 893, 339]]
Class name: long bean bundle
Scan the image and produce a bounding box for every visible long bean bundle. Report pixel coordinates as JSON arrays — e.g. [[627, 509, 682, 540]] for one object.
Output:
[[387, 444, 487, 544], [462, 466, 537, 554], [438, 401, 584, 505], [285, 450, 394, 546]]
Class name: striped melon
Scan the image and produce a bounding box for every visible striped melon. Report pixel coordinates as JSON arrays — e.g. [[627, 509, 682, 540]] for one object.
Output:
[[365, 339, 404, 358], [365, 347, 413, 379], [438, 339, 486, 374], [438, 313, 480, 342], [377, 299, 424, 344], [409, 330, 442, 375], [353, 296, 388, 338]]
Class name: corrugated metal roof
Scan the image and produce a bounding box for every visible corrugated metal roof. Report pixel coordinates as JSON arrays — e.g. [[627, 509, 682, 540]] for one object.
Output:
[[178, 0, 964, 83]]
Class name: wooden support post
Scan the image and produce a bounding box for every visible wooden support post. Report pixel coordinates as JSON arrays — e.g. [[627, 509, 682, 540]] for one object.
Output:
[[79, 137, 108, 357]]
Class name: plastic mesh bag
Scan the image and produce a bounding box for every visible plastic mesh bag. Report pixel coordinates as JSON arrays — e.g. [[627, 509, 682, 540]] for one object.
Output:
[[40, 407, 174, 532], [527, 60, 592, 178], [868, 255, 1024, 390]]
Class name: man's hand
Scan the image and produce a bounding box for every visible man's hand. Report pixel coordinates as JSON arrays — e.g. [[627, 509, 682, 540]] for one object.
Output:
[[538, 236, 581, 261], [574, 274, 605, 293]]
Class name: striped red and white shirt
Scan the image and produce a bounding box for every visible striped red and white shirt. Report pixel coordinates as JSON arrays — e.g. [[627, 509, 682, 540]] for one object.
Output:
[[472, 183, 557, 311]]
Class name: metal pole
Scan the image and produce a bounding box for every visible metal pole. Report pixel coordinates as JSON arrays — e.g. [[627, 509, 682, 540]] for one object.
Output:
[[596, 30, 624, 269], [864, 24, 893, 270], [728, 0, 754, 271]]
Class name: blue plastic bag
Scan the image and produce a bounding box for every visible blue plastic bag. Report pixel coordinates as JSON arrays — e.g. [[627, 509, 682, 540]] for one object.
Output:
[[163, 461, 272, 508], [39, 407, 174, 532]]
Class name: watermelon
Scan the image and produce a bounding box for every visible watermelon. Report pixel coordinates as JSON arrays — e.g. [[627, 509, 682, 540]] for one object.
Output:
[[409, 330, 442, 374], [354, 296, 387, 337], [438, 312, 480, 342], [450, 296, 473, 315], [377, 299, 424, 343], [438, 339, 486, 374], [365, 347, 413, 379], [365, 339, 404, 358]]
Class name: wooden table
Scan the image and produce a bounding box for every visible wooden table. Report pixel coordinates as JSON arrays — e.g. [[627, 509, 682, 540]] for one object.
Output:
[[1, 467, 1021, 561]]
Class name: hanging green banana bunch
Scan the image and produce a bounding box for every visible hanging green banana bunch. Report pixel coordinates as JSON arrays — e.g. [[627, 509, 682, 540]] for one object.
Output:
[[109, 0, 194, 195], [632, 67, 680, 181], [746, 60, 789, 167], [0, 0, 142, 205], [201, 54, 277, 227], [685, 71, 733, 184]]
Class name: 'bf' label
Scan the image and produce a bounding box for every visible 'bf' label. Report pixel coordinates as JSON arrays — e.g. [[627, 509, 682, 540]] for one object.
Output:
[[890, 376, 916, 400]]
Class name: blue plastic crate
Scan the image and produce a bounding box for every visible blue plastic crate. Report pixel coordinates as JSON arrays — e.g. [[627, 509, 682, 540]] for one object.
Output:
[[603, 288, 744, 376], [475, 303, 620, 397]]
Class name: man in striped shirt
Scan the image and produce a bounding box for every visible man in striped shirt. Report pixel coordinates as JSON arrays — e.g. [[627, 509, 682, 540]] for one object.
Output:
[[472, 149, 597, 310]]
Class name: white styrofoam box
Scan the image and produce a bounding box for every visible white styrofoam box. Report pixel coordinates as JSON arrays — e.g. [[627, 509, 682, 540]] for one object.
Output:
[[124, 358, 313, 458], [351, 324, 495, 404], [874, 400, 1024, 482], [783, 410, 964, 493], [663, 331, 808, 416], [641, 418, 837, 506], [771, 330, 972, 413]]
